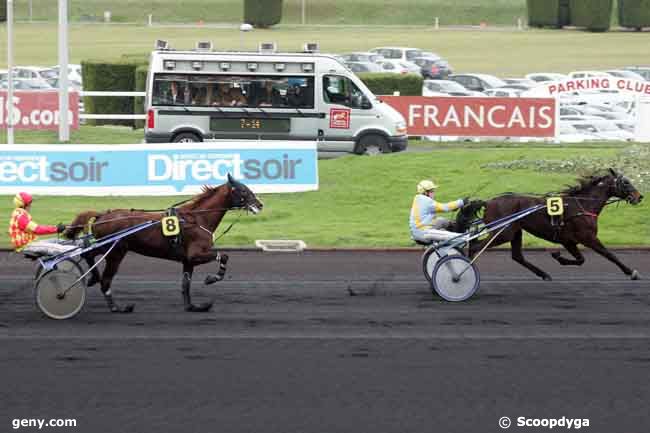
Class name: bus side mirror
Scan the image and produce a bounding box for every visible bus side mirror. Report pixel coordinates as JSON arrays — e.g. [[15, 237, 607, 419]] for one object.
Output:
[[361, 96, 372, 109]]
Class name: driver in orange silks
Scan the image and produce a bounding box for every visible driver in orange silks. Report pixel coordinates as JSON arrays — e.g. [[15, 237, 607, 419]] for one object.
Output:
[[8, 192, 74, 256]]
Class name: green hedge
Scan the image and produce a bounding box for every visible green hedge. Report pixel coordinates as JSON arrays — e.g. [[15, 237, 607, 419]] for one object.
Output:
[[244, 0, 283, 28], [81, 60, 144, 127], [569, 0, 613, 31], [133, 65, 148, 129], [0, 1, 6, 23], [357, 73, 423, 96], [527, 0, 571, 28], [618, 0, 650, 29]]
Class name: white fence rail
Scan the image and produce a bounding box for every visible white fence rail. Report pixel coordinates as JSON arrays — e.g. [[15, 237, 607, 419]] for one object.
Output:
[[79, 90, 146, 121]]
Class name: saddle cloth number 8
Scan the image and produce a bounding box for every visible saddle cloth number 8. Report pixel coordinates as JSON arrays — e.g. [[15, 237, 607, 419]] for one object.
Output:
[[161, 216, 181, 236]]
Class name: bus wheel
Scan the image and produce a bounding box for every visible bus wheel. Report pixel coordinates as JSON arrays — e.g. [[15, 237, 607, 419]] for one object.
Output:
[[355, 134, 389, 156], [173, 132, 201, 143]]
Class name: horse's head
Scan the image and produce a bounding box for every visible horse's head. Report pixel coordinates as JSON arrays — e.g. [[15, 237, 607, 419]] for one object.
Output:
[[227, 173, 264, 214], [607, 168, 643, 205], [454, 199, 486, 234]]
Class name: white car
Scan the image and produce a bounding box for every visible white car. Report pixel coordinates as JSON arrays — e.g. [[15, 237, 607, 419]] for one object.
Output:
[[340, 52, 385, 64], [604, 69, 647, 81], [422, 79, 482, 97], [560, 116, 634, 141], [564, 104, 633, 121], [12, 66, 52, 88], [50, 64, 83, 84], [503, 78, 538, 88], [378, 59, 420, 75], [370, 46, 424, 63], [567, 70, 612, 79], [525, 72, 568, 83], [483, 87, 522, 97], [556, 123, 604, 143]]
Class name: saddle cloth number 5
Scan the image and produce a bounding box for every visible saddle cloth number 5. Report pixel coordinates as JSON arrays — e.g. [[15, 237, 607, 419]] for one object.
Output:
[[162, 216, 181, 236], [546, 197, 564, 216]]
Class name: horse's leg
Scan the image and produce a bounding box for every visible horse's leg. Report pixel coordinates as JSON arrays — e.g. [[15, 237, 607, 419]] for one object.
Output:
[[100, 249, 134, 313], [582, 237, 640, 280], [182, 262, 213, 313], [511, 229, 552, 281], [83, 255, 101, 287], [187, 248, 229, 286], [551, 242, 585, 266]]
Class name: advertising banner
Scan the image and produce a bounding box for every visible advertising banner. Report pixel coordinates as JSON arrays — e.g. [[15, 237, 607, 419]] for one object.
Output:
[[0, 90, 80, 130], [380, 96, 556, 137], [0, 141, 318, 196]]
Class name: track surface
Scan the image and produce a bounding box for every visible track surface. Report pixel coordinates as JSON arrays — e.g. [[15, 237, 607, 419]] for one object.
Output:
[[1, 249, 649, 433]]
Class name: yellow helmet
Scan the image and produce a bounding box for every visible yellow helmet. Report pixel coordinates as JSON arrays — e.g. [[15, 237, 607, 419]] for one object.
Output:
[[417, 180, 438, 194]]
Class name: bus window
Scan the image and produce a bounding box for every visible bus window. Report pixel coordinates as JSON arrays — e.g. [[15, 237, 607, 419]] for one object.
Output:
[[152, 74, 313, 109], [152, 75, 188, 105]]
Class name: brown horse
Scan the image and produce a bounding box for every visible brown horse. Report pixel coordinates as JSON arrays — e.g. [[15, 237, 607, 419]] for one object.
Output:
[[64, 174, 263, 313], [464, 169, 643, 281]]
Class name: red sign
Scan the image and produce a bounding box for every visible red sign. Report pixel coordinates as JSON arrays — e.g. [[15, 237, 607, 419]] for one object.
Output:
[[329, 108, 351, 129], [0, 90, 80, 130], [381, 96, 556, 137]]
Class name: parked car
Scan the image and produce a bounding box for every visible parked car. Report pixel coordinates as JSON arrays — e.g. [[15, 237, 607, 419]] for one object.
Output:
[[370, 46, 424, 63], [422, 79, 482, 97], [448, 73, 507, 92], [605, 69, 647, 81], [556, 123, 604, 143], [502, 78, 538, 89], [565, 104, 633, 121], [345, 61, 382, 73], [12, 66, 52, 88], [378, 59, 420, 75], [0, 79, 53, 90], [525, 72, 568, 83], [567, 70, 611, 79], [623, 66, 650, 81], [341, 52, 385, 64], [560, 116, 634, 141], [51, 64, 83, 84], [412, 57, 452, 79], [483, 87, 522, 97]]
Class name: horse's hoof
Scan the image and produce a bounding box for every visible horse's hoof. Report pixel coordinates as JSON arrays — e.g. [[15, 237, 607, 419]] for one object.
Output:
[[631, 270, 641, 280], [204, 274, 222, 285], [185, 302, 213, 312], [542, 275, 553, 281], [123, 304, 135, 313], [551, 251, 561, 260]]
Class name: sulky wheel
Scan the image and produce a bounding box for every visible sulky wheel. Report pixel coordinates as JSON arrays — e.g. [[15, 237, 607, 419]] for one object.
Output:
[[431, 254, 480, 302], [34, 258, 84, 281], [35, 269, 87, 320], [421, 246, 463, 284]]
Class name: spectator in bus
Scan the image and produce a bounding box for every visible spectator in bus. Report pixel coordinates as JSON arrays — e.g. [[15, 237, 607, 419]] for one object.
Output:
[[257, 81, 282, 107], [211, 84, 232, 106], [229, 86, 247, 106], [168, 81, 185, 105]]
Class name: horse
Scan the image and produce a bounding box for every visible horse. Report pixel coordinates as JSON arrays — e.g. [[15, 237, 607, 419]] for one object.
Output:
[[460, 169, 644, 281], [63, 174, 263, 313]]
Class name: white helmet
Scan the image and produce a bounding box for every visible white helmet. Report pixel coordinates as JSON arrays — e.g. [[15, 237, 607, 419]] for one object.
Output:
[[417, 180, 438, 194]]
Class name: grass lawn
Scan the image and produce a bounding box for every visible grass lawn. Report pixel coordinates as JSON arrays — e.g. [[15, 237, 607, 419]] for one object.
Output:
[[1, 24, 649, 76], [10, 0, 528, 26], [2, 146, 647, 249]]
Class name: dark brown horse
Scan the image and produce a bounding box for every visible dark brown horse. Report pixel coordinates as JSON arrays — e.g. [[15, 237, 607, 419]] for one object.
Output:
[[64, 174, 263, 313], [464, 169, 643, 281]]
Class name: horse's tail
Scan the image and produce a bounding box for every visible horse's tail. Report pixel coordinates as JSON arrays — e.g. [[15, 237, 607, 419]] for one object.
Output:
[[64, 211, 103, 240], [455, 200, 486, 234]]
